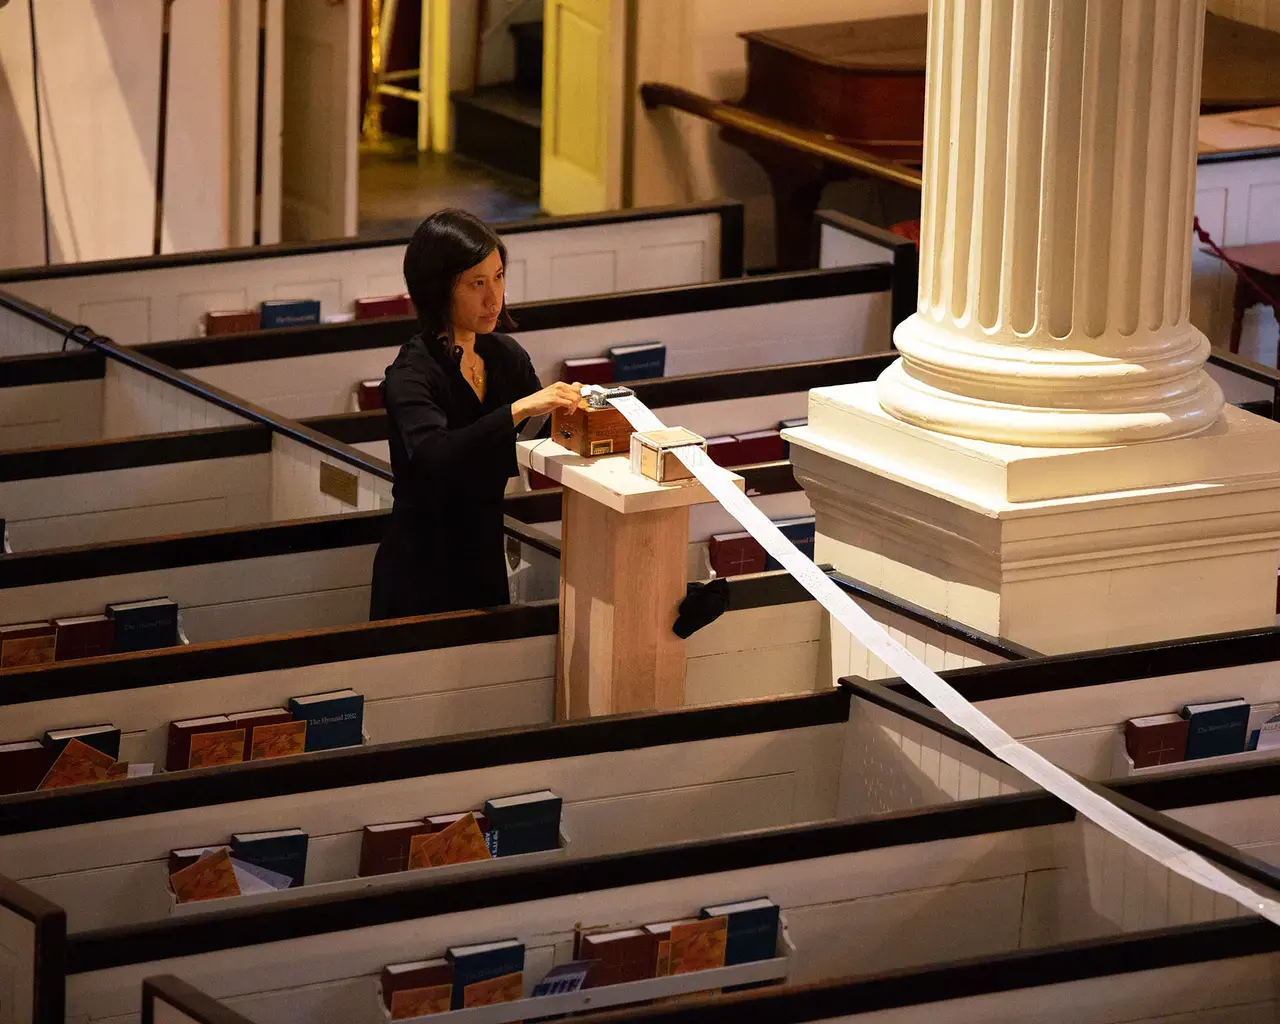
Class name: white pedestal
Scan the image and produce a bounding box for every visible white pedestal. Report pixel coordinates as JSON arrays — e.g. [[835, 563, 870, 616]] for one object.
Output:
[[517, 439, 742, 718], [785, 383, 1280, 655]]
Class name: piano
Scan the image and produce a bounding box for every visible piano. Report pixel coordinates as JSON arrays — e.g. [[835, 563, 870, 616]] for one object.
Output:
[[725, 12, 1280, 268]]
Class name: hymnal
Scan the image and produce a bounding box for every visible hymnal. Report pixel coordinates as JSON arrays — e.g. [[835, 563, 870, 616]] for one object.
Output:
[[381, 959, 453, 1018], [187, 727, 247, 769], [446, 939, 524, 1010], [732, 429, 785, 464], [609, 341, 666, 381], [709, 531, 767, 578], [354, 294, 414, 320], [644, 919, 698, 977], [229, 828, 308, 888], [227, 708, 295, 759], [166, 715, 233, 772], [427, 810, 491, 833], [578, 928, 656, 987], [203, 310, 260, 336], [359, 821, 433, 876], [248, 719, 307, 760], [705, 436, 742, 467], [0, 622, 56, 669], [259, 298, 321, 329], [44, 724, 122, 760], [0, 740, 53, 795], [1182, 698, 1250, 760], [107, 597, 179, 652], [483, 790, 562, 857], [700, 897, 779, 965], [355, 379, 384, 411], [1124, 713, 1189, 768], [52, 614, 115, 661], [562, 356, 615, 386], [764, 515, 815, 569], [288, 689, 363, 751]]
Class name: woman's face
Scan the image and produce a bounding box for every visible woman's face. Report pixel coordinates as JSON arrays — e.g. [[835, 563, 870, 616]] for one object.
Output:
[[450, 248, 505, 337]]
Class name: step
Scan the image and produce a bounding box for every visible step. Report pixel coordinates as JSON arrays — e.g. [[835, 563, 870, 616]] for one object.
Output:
[[509, 20, 543, 95], [452, 84, 542, 184]]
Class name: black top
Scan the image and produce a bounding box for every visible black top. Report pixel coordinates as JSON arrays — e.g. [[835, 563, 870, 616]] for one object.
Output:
[[369, 332, 542, 618]]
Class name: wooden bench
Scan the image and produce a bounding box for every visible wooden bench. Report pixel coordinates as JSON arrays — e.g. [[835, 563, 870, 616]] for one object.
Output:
[[0, 203, 746, 345]]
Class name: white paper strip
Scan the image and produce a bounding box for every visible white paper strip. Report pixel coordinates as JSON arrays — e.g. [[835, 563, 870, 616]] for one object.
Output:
[[609, 395, 1280, 926]]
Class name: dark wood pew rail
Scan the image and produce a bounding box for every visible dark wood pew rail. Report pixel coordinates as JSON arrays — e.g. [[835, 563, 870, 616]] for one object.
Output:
[[1208, 349, 1280, 420], [0, 872, 65, 1024], [142, 975, 257, 1024], [0, 200, 747, 286], [813, 209, 918, 330]]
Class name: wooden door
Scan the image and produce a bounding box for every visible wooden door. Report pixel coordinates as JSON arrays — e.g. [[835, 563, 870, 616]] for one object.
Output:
[[541, 0, 628, 215], [280, 0, 360, 239]]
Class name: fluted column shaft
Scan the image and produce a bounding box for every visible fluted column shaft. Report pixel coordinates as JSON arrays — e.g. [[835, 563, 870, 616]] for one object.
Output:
[[879, 0, 1223, 446]]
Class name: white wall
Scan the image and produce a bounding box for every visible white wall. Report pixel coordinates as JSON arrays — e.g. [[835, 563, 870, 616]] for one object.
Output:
[[0, 0, 281, 270], [632, 0, 928, 268]]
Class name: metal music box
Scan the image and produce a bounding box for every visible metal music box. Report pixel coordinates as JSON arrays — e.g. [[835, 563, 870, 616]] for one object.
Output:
[[629, 427, 707, 483]]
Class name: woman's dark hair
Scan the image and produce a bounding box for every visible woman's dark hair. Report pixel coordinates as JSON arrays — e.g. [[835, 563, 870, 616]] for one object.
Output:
[[403, 209, 517, 345]]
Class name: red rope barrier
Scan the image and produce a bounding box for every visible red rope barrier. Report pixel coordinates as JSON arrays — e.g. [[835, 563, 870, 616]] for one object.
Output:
[[1193, 216, 1279, 308]]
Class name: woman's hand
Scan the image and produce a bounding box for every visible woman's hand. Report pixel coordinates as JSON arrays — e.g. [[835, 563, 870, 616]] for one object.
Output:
[[513, 381, 582, 423]]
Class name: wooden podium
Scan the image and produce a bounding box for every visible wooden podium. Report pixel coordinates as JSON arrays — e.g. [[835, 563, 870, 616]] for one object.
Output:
[[517, 439, 743, 720]]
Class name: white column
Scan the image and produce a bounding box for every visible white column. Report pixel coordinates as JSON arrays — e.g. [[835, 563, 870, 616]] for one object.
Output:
[[784, 0, 1280, 658], [879, 0, 1223, 447]]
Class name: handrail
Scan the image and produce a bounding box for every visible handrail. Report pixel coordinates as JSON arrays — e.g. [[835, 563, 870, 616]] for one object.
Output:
[[640, 82, 923, 192]]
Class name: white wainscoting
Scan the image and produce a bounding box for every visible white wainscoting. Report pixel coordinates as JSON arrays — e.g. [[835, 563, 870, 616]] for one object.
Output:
[[0, 901, 38, 1024], [818, 223, 899, 270], [4, 212, 726, 345], [269, 435, 391, 521], [0, 378, 104, 450], [101, 362, 250, 439], [0, 302, 66, 357]]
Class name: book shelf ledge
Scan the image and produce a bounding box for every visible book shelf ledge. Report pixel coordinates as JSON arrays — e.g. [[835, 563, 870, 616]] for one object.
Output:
[[1113, 734, 1280, 778], [384, 918, 794, 1024], [170, 832, 571, 917]]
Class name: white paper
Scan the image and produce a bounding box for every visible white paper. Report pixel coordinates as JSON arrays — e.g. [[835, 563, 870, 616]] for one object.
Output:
[[606, 396, 1280, 927]]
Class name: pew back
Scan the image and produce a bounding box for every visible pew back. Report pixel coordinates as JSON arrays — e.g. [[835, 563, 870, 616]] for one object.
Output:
[[0, 204, 743, 345], [0, 875, 63, 1024]]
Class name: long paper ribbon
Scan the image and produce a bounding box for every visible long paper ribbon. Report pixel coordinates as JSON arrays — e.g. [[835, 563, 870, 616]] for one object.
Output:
[[607, 395, 1280, 926]]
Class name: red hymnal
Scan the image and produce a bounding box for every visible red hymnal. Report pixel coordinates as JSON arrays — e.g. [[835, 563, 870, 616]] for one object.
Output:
[[354, 294, 414, 320], [1125, 713, 1190, 768], [226, 708, 294, 759], [705, 436, 742, 467], [355, 379, 385, 411], [732, 429, 785, 464], [165, 715, 233, 772], [204, 310, 260, 335], [577, 928, 657, 987], [52, 615, 115, 661], [0, 740, 54, 795], [528, 470, 557, 491], [709, 531, 767, 578], [359, 821, 433, 876], [561, 356, 615, 386]]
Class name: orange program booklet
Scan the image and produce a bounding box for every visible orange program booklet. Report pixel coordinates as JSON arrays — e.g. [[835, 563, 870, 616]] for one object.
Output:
[[170, 848, 242, 903], [407, 813, 492, 870], [250, 720, 307, 760], [187, 727, 247, 769], [390, 984, 452, 1019], [37, 738, 115, 790], [463, 971, 523, 1008], [668, 917, 728, 975]]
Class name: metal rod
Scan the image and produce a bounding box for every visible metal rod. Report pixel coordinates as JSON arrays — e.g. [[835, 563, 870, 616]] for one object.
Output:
[[153, 0, 176, 256], [27, 0, 51, 264], [639, 82, 923, 192], [252, 0, 268, 246]]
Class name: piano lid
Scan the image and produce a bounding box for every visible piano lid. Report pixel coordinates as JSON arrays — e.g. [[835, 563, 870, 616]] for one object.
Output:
[[741, 12, 1280, 108]]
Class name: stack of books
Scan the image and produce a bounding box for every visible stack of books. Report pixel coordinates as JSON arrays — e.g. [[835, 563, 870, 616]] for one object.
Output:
[[169, 828, 308, 903], [358, 791, 562, 876], [0, 597, 181, 669], [1125, 697, 1280, 768], [164, 689, 364, 772], [708, 515, 815, 579], [376, 897, 779, 1018], [559, 342, 668, 387]]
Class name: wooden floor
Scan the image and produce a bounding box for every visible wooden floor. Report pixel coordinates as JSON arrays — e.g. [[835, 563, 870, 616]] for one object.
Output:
[[358, 139, 541, 238]]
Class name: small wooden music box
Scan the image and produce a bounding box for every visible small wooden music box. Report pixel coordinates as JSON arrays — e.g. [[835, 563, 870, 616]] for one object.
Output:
[[630, 428, 707, 483], [552, 402, 634, 457]]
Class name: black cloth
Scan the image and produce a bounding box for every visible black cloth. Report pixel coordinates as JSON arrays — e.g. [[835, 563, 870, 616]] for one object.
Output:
[[369, 332, 542, 619], [672, 578, 731, 638]]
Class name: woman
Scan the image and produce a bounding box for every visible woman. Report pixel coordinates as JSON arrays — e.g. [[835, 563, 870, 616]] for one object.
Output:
[[369, 209, 581, 619]]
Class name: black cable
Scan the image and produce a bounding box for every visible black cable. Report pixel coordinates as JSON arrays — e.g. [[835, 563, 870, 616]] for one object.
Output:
[[27, 0, 51, 264]]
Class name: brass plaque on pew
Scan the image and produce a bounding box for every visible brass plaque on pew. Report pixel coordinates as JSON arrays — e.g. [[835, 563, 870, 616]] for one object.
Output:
[[319, 462, 359, 506]]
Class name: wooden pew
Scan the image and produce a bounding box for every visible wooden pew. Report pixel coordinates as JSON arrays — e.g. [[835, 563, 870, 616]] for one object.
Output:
[[136, 265, 894, 420], [149, 919, 1280, 1024], [0, 873, 64, 1024], [0, 689, 851, 934], [49, 778, 1256, 1023], [877, 625, 1280, 782], [142, 976, 256, 1024], [0, 572, 1019, 795], [814, 208, 918, 330], [0, 202, 746, 345]]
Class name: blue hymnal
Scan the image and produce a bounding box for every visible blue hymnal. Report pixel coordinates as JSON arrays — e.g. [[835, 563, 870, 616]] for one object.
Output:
[[764, 515, 815, 570], [260, 299, 321, 330], [1181, 698, 1250, 760], [483, 790, 562, 857], [700, 897, 779, 965], [229, 828, 308, 888], [288, 689, 364, 751], [106, 597, 179, 652], [446, 939, 524, 1010], [608, 342, 666, 381]]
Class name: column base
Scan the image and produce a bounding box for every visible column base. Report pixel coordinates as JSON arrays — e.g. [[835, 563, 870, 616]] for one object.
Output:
[[784, 383, 1280, 655]]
